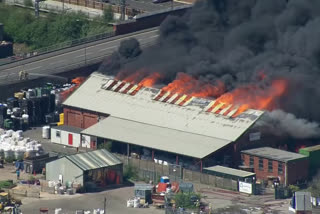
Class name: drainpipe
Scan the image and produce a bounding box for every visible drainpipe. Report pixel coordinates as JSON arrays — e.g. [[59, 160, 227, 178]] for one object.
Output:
[[127, 143, 130, 165], [285, 163, 288, 186]]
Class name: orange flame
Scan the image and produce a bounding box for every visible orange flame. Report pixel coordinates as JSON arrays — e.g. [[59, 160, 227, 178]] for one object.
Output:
[[139, 72, 163, 87], [60, 77, 86, 102], [216, 79, 288, 117], [71, 77, 86, 85], [162, 73, 225, 98]]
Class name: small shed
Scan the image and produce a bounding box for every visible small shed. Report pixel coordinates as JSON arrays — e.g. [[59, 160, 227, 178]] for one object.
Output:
[[50, 125, 83, 148], [46, 149, 123, 190], [299, 145, 320, 176], [203, 165, 256, 182]]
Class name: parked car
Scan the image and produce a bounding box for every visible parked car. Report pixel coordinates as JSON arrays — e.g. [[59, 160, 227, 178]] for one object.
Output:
[[152, 0, 171, 4]]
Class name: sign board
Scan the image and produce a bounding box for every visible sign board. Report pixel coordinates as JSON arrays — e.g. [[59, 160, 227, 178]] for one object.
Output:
[[239, 181, 252, 194], [249, 132, 261, 141]]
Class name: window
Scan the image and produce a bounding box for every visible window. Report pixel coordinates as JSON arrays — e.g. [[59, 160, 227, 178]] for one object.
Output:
[[56, 131, 61, 138], [278, 162, 283, 175], [268, 160, 273, 172], [249, 156, 254, 167], [259, 158, 264, 170]]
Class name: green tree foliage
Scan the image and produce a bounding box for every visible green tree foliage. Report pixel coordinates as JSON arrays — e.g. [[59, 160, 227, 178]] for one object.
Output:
[[23, 0, 33, 7], [103, 5, 114, 23], [123, 164, 139, 181], [0, 4, 112, 50], [308, 174, 320, 197], [174, 192, 201, 209]]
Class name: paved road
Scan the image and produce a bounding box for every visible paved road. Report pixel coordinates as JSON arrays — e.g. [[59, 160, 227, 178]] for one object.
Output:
[[0, 29, 159, 85]]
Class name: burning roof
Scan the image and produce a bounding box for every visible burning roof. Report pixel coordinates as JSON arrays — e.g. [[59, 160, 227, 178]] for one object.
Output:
[[64, 73, 264, 142]]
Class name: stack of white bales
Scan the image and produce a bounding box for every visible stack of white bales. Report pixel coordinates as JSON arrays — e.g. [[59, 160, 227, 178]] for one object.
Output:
[[0, 129, 43, 160]]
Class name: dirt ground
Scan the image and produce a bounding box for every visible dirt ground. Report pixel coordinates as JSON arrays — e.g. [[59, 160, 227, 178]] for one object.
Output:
[[0, 164, 44, 182]]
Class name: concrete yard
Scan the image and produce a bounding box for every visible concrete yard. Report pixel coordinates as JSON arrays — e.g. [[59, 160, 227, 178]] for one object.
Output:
[[20, 187, 163, 214]]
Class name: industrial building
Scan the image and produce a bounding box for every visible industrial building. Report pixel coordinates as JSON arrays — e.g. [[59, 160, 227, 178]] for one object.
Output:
[[241, 147, 309, 186], [61, 72, 264, 171], [50, 125, 83, 148], [299, 145, 320, 177], [46, 149, 123, 189]]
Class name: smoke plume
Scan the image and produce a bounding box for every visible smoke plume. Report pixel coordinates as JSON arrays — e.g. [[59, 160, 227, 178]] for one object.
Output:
[[257, 110, 320, 139], [99, 0, 320, 139]]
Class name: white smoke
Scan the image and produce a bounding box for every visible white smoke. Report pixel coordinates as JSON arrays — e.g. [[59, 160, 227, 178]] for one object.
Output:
[[257, 109, 320, 139]]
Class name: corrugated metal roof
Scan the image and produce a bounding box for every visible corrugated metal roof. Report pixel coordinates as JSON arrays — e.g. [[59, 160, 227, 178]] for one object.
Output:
[[241, 147, 307, 163], [51, 125, 83, 133], [299, 145, 320, 152], [81, 117, 231, 159], [66, 149, 122, 171], [64, 73, 264, 142], [203, 165, 256, 178]]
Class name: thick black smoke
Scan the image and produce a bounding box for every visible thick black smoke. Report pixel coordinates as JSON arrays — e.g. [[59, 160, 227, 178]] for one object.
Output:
[[99, 0, 320, 138]]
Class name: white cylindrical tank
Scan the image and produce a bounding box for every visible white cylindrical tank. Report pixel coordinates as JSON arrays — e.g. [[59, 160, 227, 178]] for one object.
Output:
[[22, 114, 29, 124], [42, 126, 50, 139]]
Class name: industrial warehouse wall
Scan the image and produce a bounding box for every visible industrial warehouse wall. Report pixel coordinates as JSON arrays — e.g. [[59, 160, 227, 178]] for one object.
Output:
[[50, 128, 81, 147], [116, 154, 238, 192], [113, 6, 192, 35], [46, 157, 84, 186], [63, 107, 106, 129]]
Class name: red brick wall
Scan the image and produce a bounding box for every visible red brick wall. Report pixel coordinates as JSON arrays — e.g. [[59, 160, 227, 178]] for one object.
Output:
[[64, 107, 106, 129], [242, 153, 309, 185], [242, 154, 285, 184]]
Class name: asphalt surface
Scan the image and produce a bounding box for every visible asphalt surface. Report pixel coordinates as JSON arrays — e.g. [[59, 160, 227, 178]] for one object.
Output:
[[0, 29, 159, 85], [20, 186, 164, 214]]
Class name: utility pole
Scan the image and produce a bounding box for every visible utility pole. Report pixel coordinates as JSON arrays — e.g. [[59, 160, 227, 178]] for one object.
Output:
[[104, 197, 107, 214], [34, 0, 40, 17], [120, 0, 126, 21]]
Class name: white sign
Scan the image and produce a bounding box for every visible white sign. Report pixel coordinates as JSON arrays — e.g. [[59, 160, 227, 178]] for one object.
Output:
[[239, 181, 252, 194], [249, 132, 261, 141]]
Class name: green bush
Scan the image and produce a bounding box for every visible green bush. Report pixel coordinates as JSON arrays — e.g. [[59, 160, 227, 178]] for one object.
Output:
[[0, 5, 113, 50], [0, 180, 14, 189], [289, 185, 300, 194], [123, 164, 138, 181], [103, 5, 113, 23], [174, 192, 201, 209], [23, 0, 33, 7]]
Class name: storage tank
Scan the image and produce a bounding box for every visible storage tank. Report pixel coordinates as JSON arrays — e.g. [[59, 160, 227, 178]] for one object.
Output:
[[0, 23, 3, 41], [42, 126, 50, 139]]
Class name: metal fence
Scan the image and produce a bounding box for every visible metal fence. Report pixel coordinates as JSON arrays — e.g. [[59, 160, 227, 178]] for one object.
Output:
[[116, 154, 238, 192], [0, 30, 115, 66]]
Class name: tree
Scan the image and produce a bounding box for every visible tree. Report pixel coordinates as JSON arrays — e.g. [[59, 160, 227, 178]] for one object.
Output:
[[24, 0, 33, 7], [103, 5, 114, 23], [174, 192, 201, 209]]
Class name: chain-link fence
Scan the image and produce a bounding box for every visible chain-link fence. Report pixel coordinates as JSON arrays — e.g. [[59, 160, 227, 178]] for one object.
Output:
[[116, 154, 239, 192]]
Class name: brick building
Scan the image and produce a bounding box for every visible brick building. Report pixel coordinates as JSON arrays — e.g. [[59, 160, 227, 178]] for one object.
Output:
[[241, 147, 309, 186], [61, 72, 264, 170], [63, 107, 108, 129]]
